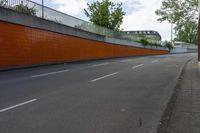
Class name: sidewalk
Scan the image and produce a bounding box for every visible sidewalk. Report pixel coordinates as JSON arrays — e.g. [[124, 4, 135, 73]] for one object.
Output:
[[157, 58, 200, 133]]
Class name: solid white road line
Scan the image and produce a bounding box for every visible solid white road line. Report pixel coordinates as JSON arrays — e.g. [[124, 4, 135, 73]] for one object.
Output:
[[0, 99, 37, 113], [132, 64, 144, 69], [31, 69, 69, 78], [92, 63, 110, 67], [152, 60, 159, 63], [120, 59, 132, 63], [91, 72, 118, 82]]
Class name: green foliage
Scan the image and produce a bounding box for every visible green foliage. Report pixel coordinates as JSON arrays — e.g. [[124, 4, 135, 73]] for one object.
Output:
[[175, 20, 198, 44], [14, 4, 36, 16], [84, 0, 126, 31], [140, 38, 149, 48], [75, 22, 115, 36], [155, 0, 198, 24], [155, 0, 198, 44], [163, 41, 174, 51], [122, 33, 162, 48]]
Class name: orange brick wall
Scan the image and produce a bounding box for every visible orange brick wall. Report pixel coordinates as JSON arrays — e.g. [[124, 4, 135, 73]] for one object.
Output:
[[0, 21, 169, 69]]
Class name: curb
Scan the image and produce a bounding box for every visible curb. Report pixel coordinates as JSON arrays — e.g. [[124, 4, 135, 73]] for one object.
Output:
[[155, 57, 194, 133], [0, 54, 165, 72]]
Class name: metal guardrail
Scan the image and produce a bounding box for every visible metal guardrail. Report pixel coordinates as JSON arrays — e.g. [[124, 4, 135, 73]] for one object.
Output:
[[0, 0, 161, 46], [0, 0, 116, 37]]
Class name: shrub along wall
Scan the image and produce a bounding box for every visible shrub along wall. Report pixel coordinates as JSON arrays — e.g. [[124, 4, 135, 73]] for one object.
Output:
[[0, 20, 169, 69]]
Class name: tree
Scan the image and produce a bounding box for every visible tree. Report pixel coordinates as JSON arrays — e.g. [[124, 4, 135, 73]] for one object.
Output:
[[163, 41, 174, 51], [84, 0, 125, 31], [155, 0, 198, 25], [175, 20, 198, 44], [198, 18, 200, 61], [155, 0, 198, 44]]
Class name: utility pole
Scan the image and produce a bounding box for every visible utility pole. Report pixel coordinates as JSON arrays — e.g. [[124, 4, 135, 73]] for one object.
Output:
[[42, 0, 44, 18], [171, 23, 173, 44]]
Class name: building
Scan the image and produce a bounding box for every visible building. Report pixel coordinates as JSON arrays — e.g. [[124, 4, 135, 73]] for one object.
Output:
[[121, 30, 162, 45]]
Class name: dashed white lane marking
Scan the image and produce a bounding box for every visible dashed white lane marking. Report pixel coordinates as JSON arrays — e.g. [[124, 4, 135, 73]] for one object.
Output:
[[0, 99, 37, 113], [152, 60, 159, 63], [31, 69, 69, 78], [120, 108, 126, 112], [132, 64, 144, 69], [92, 63, 110, 67], [91, 72, 119, 82]]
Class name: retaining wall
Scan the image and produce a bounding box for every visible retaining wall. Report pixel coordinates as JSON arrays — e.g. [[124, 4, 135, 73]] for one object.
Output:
[[0, 7, 169, 69]]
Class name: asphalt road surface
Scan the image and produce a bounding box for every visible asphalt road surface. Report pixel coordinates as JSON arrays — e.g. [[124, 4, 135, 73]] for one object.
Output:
[[0, 53, 197, 133]]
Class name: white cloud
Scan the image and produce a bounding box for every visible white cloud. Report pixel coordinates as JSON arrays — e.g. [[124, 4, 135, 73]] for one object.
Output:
[[48, 0, 172, 40], [50, 0, 87, 16], [121, 0, 172, 40]]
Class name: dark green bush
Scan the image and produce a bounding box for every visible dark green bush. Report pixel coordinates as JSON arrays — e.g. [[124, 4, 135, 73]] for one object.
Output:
[[163, 41, 174, 51], [140, 38, 149, 48]]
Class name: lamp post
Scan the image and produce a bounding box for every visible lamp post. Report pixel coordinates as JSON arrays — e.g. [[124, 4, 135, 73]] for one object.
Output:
[[171, 23, 173, 44], [42, 0, 44, 18]]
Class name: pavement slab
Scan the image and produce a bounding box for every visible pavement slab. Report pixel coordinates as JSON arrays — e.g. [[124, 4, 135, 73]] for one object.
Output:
[[157, 58, 200, 133]]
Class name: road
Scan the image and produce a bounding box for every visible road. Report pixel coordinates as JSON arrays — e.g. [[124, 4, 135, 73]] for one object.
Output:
[[0, 53, 197, 133]]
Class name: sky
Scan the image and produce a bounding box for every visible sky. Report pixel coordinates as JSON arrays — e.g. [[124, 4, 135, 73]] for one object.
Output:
[[32, 0, 172, 41]]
